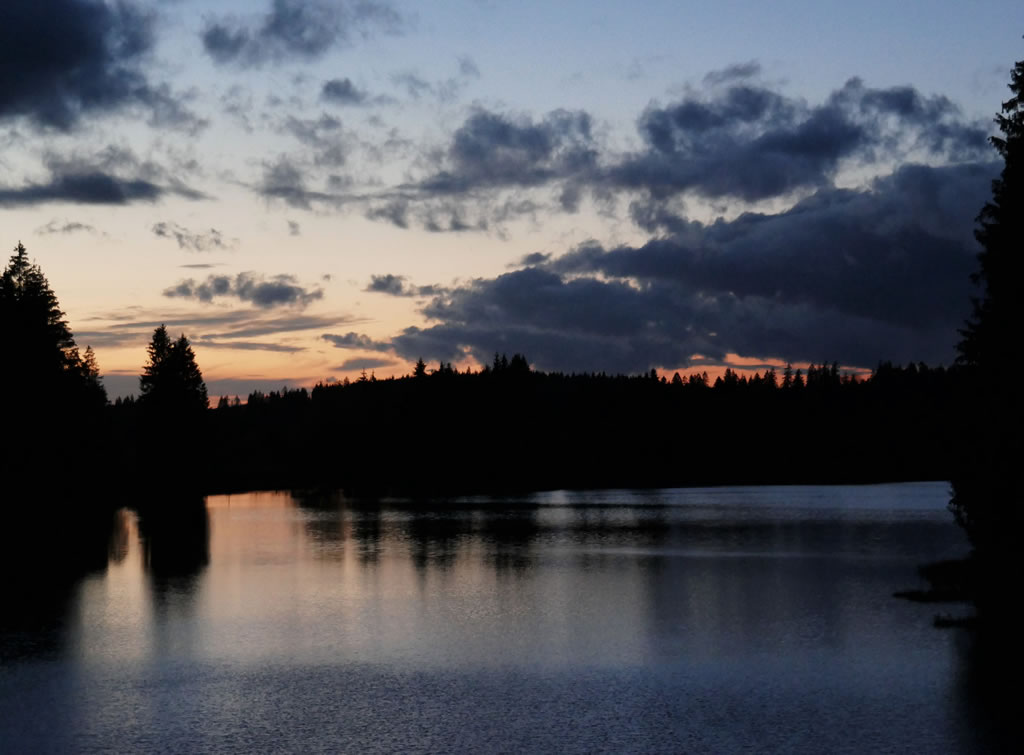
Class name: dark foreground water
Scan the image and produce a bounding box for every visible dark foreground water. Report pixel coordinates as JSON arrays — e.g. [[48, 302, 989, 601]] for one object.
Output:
[[0, 483, 1009, 752]]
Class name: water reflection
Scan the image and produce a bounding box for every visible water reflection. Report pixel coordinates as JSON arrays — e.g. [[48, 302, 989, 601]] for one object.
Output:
[[1, 484, 1011, 752], [0, 505, 125, 661], [137, 501, 210, 583]]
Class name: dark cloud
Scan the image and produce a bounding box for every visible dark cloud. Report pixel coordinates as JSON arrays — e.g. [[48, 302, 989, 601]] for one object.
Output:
[[0, 1, 203, 131], [202, 0, 403, 67], [610, 77, 990, 202], [515, 252, 551, 267], [358, 73, 992, 235], [458, 56, 480, 79], [384, 161, 995, 372], [364, 274, 442, 297], [703, 61, 762, 86], [335, 356, 395, 371], [359, 107, 597, 230], [152, 222, 234, 252], [145, 84, 208, 135], [365, 200, 410, 228], [281, 113, 350, 167], [418, 108, 597, 195], [288, 220, 302, 236], [180, 263, 222, 269], [2, 171, 161, 206], [164, 272, 324, 309], [257, 155, 337, 209], [321, 332, 392, 351], [321, 77, 369, 105], [365, 273, 406, 295], [0, 146, 206, 207], [34, 219, 98, 235]]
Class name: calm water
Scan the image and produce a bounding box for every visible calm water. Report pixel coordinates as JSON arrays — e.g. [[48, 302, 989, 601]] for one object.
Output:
[[0, 483, 1007, 752]]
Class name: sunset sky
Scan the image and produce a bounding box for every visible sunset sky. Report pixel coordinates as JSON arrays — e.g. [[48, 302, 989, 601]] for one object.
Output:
[[2, 1, 1021, 399]]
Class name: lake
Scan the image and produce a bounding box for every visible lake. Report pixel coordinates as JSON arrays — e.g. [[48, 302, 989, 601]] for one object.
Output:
[[0, 482, 1008, 752]]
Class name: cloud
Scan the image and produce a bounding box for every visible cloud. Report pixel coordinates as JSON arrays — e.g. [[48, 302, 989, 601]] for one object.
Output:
[[152, 222, 234, 252], [0, 146, 206, 207], [382, 161, 995, 372], [359, 73, 991, 235], [388, 57, 480, 105], [364, 273, 442, 297], [202, 0, 403, 67], [257, 155, 338, 209], [288, 220, 302, 236], [206, 314, 363, 340], [609, 77, 990, 203], [0, 0, 203, 131], [391, 72, 464, 104], [702, 61, 762, 86], [77, 309, 361, 350], [281, 113, 350, 167], [164, 272, 324, 308], [515, 252, 551, 267], [321, 332, 392, 351], [144, 83, 209, 135], [321, 77, 370, 105], [192, 339, 306, 353], [458, 56, 480, 79], [2, 172, 162, 206], [417, 108, 598, 195], [358, 107, 597, 230], [34, 219, 98, 236], [335, 356, 395, 371]]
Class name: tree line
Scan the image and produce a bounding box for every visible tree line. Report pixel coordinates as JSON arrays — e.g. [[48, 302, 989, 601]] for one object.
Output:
[[0, 238, 979, 500], [114, 351, 957, 496]]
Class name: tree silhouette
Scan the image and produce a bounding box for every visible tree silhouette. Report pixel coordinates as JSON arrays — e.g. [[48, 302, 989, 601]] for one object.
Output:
[[950, 53, 1023, 596], [139, 324, 172, 400], [0, 241, 106, 406], [139, 326, 208, 412]]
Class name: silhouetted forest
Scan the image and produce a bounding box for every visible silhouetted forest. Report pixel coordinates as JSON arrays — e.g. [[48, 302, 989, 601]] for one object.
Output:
[[103, 354, 966, 496], [0, 236, 970, 500], [0, 242, 107, 499]]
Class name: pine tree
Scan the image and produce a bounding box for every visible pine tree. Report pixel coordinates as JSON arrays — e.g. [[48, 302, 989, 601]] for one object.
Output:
[[957, 57, 1024, 374], [139, 326, 208, 412], [139, 324, 172, 400], [950, 53, 1024, 594], [0, 241, 106, 405]]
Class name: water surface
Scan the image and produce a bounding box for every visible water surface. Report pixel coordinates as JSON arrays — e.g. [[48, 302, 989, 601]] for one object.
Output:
[[0, 483, 1003, 752]]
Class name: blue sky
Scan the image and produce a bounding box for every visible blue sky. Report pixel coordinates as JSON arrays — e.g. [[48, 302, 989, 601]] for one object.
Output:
[[1, 1, 1021, 398]]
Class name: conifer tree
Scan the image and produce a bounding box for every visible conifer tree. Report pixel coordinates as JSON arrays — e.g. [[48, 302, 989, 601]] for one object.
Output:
[[958, 56, 1024, 374], [950, 53, 1023, 577], [139, 324, 172, 400], [139, 326, 208, 412], [0, 241, 106, 405]]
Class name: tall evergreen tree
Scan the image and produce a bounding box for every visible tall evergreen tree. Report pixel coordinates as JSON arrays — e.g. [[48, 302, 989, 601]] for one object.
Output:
[[139, 326, 208, 412], [139, 324, 172, 400], [0, 241, 106, 405], [169, 334, 208, 412], [1, 242, 106, 494], [950, 54, 1023, 592], [957, 56, 1024, 374]]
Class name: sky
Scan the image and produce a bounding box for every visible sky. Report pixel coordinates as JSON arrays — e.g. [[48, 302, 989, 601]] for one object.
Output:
[[2, 1, 1021, 399]]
